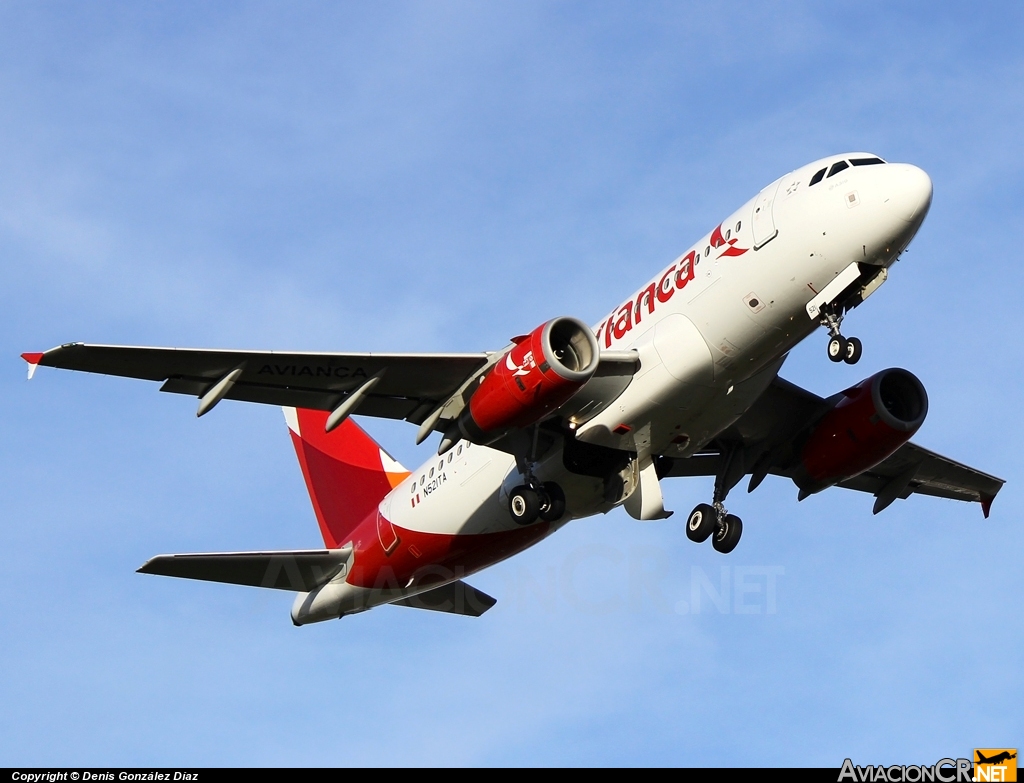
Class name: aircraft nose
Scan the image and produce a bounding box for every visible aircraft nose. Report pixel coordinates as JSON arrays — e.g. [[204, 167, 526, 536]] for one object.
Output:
[[887, 164, 933, 224]]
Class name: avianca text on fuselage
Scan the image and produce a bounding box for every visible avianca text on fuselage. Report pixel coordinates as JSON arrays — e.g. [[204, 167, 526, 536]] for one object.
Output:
[[595, 222, 748, 348]]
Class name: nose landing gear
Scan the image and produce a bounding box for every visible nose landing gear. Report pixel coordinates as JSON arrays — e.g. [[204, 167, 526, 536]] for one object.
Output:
[[822, 309, 862, 365]]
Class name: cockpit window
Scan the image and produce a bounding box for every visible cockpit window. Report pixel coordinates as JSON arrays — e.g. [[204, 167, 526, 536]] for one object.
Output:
[[809, 167, 827, 186], [850, 157, 886, 166], [827, 161, 849, 178]]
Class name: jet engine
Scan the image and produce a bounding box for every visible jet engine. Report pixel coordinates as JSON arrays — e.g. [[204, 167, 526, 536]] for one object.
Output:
[[450, 316, 600, 447], [796, 368, 928, 494]]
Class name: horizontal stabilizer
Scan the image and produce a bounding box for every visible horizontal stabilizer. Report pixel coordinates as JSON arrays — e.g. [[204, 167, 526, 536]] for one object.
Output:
[[138, 547, 352, 592], [391, 580, 497, 617]]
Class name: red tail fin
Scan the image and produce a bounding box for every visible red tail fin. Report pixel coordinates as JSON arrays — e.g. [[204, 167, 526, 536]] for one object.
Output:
[[284, 408, 410, 548]]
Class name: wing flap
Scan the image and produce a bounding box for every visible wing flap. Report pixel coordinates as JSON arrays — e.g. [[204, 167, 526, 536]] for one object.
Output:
[[159, 376, 423, 418], [836, 442, 1004, 511], [138, 547, 352, 592], [31, 343, 490, 420]]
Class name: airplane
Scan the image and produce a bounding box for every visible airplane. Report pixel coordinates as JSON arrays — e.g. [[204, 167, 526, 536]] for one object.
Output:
[[22, 152, 1005, 625], [976, 752, 1017, 765]]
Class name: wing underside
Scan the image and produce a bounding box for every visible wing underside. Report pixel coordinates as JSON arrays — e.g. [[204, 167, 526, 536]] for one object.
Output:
[[659, 376, 1004, 515], [27, 343, 492, 424], [24, 342, 639, 435]]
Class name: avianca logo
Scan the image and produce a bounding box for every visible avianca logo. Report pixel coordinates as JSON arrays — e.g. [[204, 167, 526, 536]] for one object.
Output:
[[506, 349, 535, 377], [710, 223, 748, 257], [596, 223, 748, 347]]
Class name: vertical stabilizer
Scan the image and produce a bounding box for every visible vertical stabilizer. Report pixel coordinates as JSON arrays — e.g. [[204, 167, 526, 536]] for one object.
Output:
[[284, 408, 410, 548]]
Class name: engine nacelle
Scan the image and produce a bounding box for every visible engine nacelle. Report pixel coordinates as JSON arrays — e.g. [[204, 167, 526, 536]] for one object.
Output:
[[796, 368, 928, 494], [453, 316, 600, 445]]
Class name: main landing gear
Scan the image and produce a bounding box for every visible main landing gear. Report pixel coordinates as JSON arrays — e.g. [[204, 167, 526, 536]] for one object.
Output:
[[507, 426, 566, 525], [686, 442, 744, 554], [821, 308, 862, 365], [686, 503, 743, 554], [509, 482, 565, 525]]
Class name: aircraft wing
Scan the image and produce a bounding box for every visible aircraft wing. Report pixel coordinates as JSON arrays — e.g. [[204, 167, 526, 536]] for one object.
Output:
[[660, 376, 1004, 516], [22, 341, 641, 438], [834, 442, 1004, 513], [23, 343, 492, 424]]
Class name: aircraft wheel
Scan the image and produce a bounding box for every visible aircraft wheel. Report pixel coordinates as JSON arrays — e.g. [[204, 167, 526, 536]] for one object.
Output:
[[843, 336, 862, 365], [686, 503, 717, 543], [509, 486, 541, 525], [712, 514, 743, 554], [827, 335, 847, 363], [539, 482, 566, 522]]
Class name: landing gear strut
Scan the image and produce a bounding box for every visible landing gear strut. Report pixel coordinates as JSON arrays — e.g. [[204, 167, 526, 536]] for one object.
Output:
[[508, 426, 566, 525], [686, 443, 744, 554], [821, 308, 862, 365], [509, 481, 565, 525]]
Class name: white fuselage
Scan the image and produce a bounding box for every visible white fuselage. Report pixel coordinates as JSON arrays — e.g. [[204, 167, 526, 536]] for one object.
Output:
[[293, 153, 934, 620]]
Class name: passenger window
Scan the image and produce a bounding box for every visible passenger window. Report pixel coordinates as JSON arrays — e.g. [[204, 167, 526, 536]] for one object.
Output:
[[725, 229, 731, 241], [429, 467, 434, 478], [850, 157, 885, 166], [438, 461, 443, 472], [419, 476, 424, 486], [457, 445, 463, 455], [827, 161, 849, 178], [704, 246, 710, 257], [447, 453, 453, 463], [809, 167, 827, 186], [411, 483, 416, 494], [735, 221, 741, 232]]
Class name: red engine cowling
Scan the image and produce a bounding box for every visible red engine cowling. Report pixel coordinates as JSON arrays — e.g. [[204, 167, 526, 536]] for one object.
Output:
[[797, 368, 928, 494], [454, 316, 600, 445]]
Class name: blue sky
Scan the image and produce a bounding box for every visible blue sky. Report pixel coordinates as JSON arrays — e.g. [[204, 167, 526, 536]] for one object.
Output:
[[1, 0, 1021, 767]]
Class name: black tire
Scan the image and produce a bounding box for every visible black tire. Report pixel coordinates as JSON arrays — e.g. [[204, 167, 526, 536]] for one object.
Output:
[[539, 482, 566, 522], [712, 514, 743, 554], [686, 503, 717, 543], [509, 486, 541, 525], [827, 335, 847, 363], [843, 336, 862, 365]]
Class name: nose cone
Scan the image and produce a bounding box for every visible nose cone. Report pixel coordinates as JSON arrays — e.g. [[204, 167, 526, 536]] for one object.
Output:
[[887, 164, 933, 225]]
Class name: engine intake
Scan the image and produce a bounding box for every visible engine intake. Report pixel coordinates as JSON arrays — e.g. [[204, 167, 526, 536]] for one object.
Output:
[[453, 316, 600, 446], [797, 368, 928, 494]]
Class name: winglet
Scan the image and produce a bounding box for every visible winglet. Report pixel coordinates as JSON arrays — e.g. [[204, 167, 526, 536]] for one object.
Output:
[[981, 494, 994, 519], [21, 352, 44, 380]]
